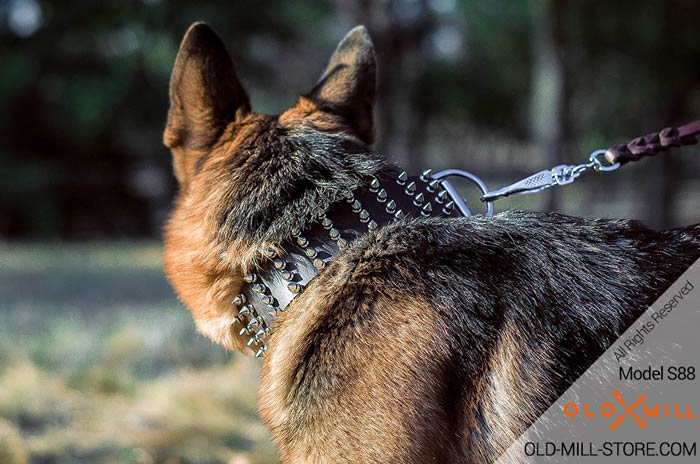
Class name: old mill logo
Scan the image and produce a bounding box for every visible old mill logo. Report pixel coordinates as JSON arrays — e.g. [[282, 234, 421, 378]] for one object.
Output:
[[563, 390, 698, 430]]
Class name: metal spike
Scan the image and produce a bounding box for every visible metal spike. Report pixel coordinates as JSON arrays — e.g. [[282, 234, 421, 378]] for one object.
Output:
[[337, 238, 349, 251], [345, 191, 355, 202], [413, 192, 425, 206], [231, 294, 246, 306], [273, 258, 286, 270], [386, 200, 396, 214], [263, 247, 276, 259], [350, 199, 362, 213], [243, 273, 257, 283], [367, 220, 378, 231], [239, 326, 250, 336], [420, 169, 433, 182], [291, 228, 302, 237], [405, 181, 416, 196], [436, 190, 448, 204], [394, 210, 406, 221], [297, 236, 309, 247], [281, 270, 294, 281], [421, 203, 433, 216], [268, 305, 282, 316], [359, 209, 370, 223], [443, 201, 455, 215], [369, 178, 381, 192], [261, 295, 274, 306], [321, 217, 333, 229], [255, 328, 270, 340], [288, 282, 303, 293], [246, 317, 261, 330], [247, 336, 258, 347], [313, 258, 326, 270], [252, 283, 266, 294], [397, 171, 408, 185], [238, 304, 253, 317], [376, 189, 387, 203], [329, 228, 340, 240], [305, 248, 318, 259], [255, 345, 267, 358], [427, 179, 440, 193]]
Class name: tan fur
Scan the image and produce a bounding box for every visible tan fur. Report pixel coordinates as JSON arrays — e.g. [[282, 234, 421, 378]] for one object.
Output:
[[259, 252, 452, 463]]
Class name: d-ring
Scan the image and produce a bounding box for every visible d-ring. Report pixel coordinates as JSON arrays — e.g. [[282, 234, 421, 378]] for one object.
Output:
[[433, 169, 495, 217]]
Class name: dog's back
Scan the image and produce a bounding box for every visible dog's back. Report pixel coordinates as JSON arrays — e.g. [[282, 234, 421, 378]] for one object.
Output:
[[260, 213, 700, 463]]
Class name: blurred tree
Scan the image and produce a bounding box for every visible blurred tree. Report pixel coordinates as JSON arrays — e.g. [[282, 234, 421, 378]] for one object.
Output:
[[0, 0, 699, 239]]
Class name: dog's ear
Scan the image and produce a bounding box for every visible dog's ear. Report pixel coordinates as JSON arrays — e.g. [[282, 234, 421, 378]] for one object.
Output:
[[164, 22, 250, 187], [306, 25, 376, 144]]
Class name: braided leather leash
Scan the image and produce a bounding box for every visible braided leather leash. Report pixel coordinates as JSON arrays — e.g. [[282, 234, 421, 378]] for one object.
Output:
[[605, 119, 700, 165], [482, 119, 700, 202]]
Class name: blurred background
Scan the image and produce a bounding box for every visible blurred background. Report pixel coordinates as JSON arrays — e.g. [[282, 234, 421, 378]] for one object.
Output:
[[1, 0, 699, 463]]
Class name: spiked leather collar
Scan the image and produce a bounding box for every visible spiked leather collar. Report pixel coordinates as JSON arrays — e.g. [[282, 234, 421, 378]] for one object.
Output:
[[232, 169, 493, 357]]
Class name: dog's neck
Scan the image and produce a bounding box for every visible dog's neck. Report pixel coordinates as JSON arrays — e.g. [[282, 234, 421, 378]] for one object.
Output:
[[232, 169, 462, 356]]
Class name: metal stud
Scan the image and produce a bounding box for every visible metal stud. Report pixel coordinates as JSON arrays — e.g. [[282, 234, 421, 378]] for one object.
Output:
[[261, 294, 274, 305], [421, 203, 433, 217], [313, 258, 325, 270], [436, 190, 448, 204], [386, 200, 396, 214], [350, 199, 362, 213], [252, 283, 265, 294], [247, 336, 258, 347], [413, 192, 425, 206], [405, 181, 416, 196], [420, 169, 433, 182], [288, 282, 303, 293], [369, 177, 381, 192], [243, 273, 257, 283], [321, 217, 333, 229], [255, 345, 267, 358], [273, 258, 286, 270], [281, 270, 294, 281], [397, 171, 408, 185], [443, 201, 455, 215], [305, 248, 318, 259], [376, 189, 387, 203], [329, 228, 340, 240], [239, 326, 250, 336], [297, 236, 309, 247], [367, 220, 378, 231], [291, 228, 302, 237], [359, 209, 370, 223], [427, 179, 440, 193], [345, 191, 355, 202], [337, 238, 349, 251], [231, 294, 246, 306], [394, 210, 406, 221]]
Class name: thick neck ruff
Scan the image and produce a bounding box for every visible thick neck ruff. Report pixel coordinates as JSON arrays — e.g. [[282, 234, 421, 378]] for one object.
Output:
[[233, 169, 482, 357]]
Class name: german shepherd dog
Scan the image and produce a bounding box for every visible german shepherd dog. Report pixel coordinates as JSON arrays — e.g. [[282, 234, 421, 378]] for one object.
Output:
[[163, 23, 700, 463]]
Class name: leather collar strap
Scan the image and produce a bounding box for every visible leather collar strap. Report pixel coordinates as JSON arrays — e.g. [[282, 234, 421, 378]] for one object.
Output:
[[604, 119, 700, 165], [232, 170, 464, 357]]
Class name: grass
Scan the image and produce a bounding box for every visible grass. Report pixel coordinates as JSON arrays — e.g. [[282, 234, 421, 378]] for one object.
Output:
[[0, 242, 278, 464]]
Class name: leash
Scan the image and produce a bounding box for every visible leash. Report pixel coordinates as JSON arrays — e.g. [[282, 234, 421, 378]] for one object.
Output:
[[234, 119, 700, 357], [481, 119, 700, 202]]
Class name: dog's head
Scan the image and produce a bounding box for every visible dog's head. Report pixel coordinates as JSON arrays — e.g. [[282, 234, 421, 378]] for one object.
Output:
[[163, 23, 386, 351]]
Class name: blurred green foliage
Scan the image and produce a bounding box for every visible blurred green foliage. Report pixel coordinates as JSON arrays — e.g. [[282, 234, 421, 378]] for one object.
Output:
[[1, 0, 700, 237]]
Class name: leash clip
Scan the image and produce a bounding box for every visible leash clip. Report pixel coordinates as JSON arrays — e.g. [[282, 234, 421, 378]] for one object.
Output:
[[480, 150, 620, 202]]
